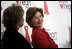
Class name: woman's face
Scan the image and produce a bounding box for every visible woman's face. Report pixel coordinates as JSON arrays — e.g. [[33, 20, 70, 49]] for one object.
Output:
[[31, 11, 43, 28]]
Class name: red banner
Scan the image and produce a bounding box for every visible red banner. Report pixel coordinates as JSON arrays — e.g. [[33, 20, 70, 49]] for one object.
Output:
[[24, 26, 31, 43], [1, 6, 3, 10], [68, 27, 71, 43], [59, 1, 64, 9], [44, 1, 49, 15], [16, 1, 19, 4]]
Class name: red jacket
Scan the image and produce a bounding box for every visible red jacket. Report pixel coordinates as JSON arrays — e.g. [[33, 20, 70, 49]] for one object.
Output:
[[31, 27, 58, 48]]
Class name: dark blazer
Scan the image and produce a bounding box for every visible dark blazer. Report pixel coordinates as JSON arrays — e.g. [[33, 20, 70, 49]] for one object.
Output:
[[2, 28, 31, 48]]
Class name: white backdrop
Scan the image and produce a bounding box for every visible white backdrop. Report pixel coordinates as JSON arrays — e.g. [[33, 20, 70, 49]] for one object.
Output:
[[1, 1, 71, 48]]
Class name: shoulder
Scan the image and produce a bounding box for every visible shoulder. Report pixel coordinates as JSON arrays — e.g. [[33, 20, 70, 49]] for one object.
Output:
[[32, 28, 42, 35]]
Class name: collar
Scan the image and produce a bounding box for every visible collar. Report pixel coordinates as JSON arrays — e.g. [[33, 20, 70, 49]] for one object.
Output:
[[33, 27, 46, 32], [14, 26, 19, 30]]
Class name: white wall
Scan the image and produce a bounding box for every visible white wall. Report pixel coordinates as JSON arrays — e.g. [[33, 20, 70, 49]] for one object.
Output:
[[1, 1, 71, 48]]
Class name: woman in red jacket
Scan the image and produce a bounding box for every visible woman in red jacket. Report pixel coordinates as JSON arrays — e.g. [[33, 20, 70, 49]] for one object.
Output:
[[26, 7, 58, 48]]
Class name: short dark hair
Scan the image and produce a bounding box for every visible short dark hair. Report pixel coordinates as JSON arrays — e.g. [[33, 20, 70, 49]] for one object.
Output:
[[2, 4, 24, 28], [26, 7, 44, 28]]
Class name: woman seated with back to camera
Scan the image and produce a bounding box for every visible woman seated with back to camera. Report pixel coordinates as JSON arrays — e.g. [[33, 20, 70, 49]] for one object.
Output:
[[2, 4, 31, 48], [26, 7, 58, 48]]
